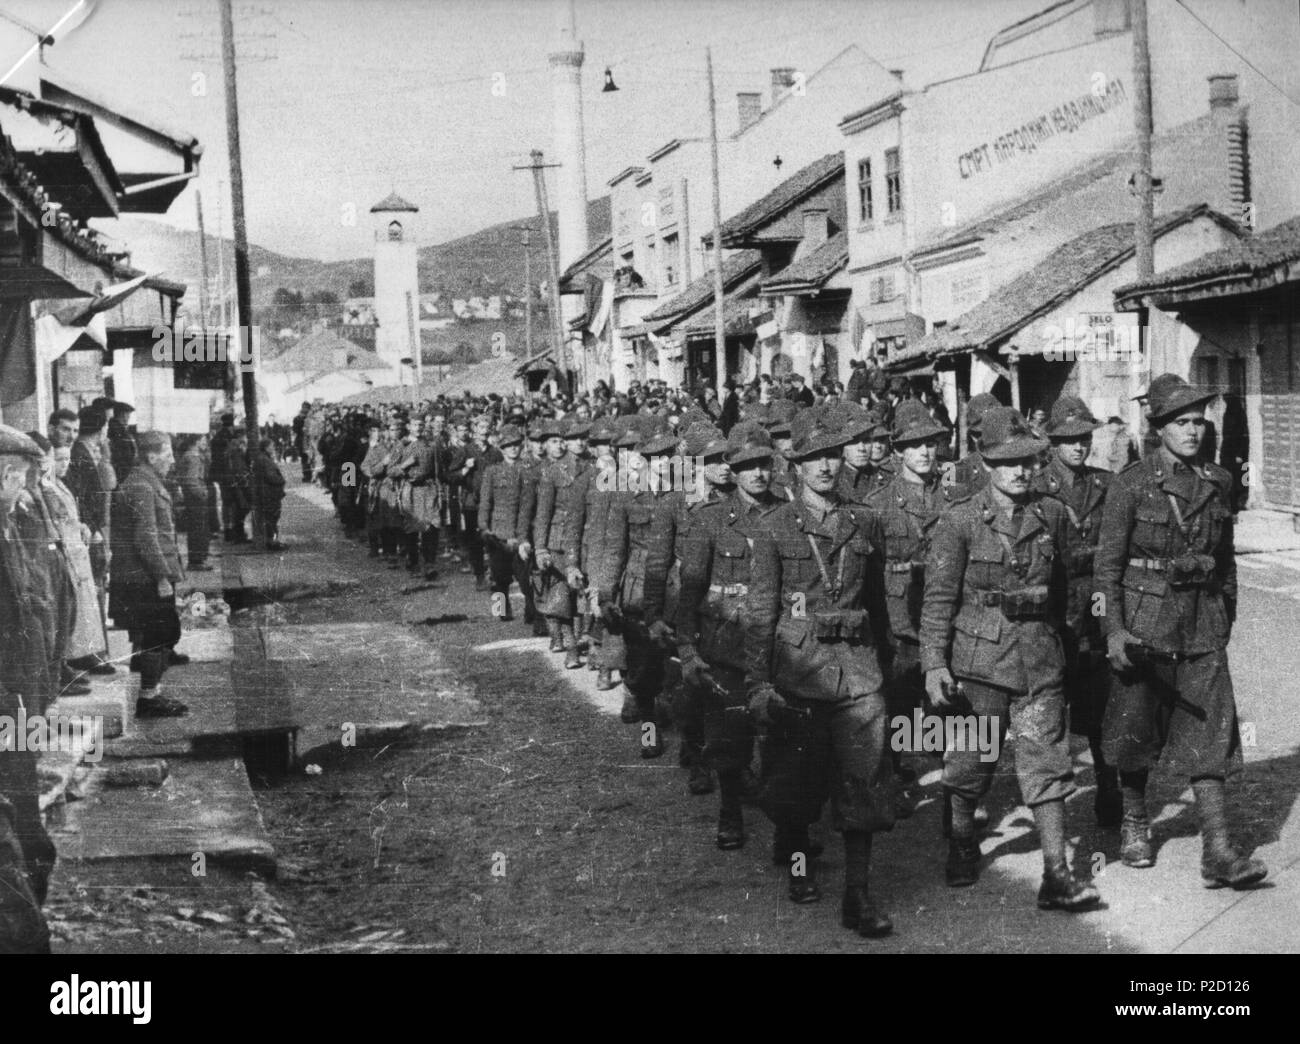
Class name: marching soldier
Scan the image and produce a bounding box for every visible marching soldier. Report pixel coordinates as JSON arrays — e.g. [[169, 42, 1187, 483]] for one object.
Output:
[[1095, 374, 1265, 888], [764, 401, 797, 500], [359, 418, 388, 558], [565, 420, 622, 691], [862, 401, 957, 797], [945, 392, 1000, 495], [677, 422, 785, 848], [835, 402, 891, 504], [563, 419, 595, 658], [742, 407, 895, 937], [670, 422, 733, 797], [597, 423, 683, 758], [399, 414, 442, 580], [921, 407, 1099, 910], [479, 424, 537, 624], [376, 414, 408, 567], [533, 418, 587, 666], [1031, 396, 1118, 827]]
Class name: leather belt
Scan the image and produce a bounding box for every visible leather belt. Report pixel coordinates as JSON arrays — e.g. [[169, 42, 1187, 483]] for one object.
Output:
[[709, 582, 748, 597], [1128, 557, 1168, 571]]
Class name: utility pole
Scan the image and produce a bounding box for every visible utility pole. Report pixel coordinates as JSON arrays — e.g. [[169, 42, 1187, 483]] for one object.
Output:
[[195, 190, 212, 333], [216, 179, 226, 330], [221, 0, 263, 547], [1131, 0, 1156, 392], [707, 46, 727, 402], [514, 225, 535, 407], [515, 151, 570, 392]]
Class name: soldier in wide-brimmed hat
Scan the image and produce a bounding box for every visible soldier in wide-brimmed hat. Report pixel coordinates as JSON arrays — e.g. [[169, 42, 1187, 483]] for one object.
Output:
[[1094, 374, 1265, 889], [921, 407, 1100, 911], [1033, 395, 1119, 828]]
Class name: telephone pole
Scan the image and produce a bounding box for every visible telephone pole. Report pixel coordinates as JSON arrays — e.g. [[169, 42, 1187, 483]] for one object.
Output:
[[707, 47, 727, 402], [514, 151, 570, 392], [1131, 0, 1156, 386], [221, 0, 263, 546], [195, 190, 212, 333]]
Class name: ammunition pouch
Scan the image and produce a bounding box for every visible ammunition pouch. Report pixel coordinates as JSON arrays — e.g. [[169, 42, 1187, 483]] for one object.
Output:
[[1168, 553, 1217, 590], [806, 608, 870, 641], [980, 584, 1050, 620]]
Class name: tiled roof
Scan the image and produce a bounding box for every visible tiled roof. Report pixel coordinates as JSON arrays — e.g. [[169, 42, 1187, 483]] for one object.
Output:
[[560, 236, 614, 291], [902, 205, 1237, 361], [263, 329, 388, 372], [682, 284, 762, 338], [1114, 214, 1300, 302], [370, 192, 419, 213], [714, 152, 843, 245], [641, 250, 763, 324], [761, 231, 848, 292]]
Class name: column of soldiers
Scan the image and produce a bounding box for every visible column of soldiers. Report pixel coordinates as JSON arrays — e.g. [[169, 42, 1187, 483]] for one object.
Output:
[[315, 370, 1265, 941]]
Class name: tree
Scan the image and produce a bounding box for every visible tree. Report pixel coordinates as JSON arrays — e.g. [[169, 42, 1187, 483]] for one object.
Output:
[[308, 289, 340, 305], [348, 278, 374, 297], [271, 287, 304, 309]]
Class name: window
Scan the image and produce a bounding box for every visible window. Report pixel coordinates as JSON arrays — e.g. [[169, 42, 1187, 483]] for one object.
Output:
[[663, 233, 679, 287], [387, 220, 403, 241], [885, 148, 902, 215], [869, 274, 896, 304], [857, 159, 873, 223]]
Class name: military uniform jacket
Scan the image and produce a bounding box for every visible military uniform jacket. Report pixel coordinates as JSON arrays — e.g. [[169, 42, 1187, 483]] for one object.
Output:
[[1031, 456, 1110, 634], [863, 473, 953, 643], [563, 463, 616, 578], [533, 455, 588, 553], [598, 487, 683, 621], [109, 465, 185, 585], [945, 449, 988, 499], [1093, 450, 1236, 656], [457, 440, 503, 513], [480, 459, 537, 545], [836, 461, 886, 505], [920, 487, 1070, 690], [743, 495, 882, 702], [360, 438, 390, 507], [677, 489, 784, 670]]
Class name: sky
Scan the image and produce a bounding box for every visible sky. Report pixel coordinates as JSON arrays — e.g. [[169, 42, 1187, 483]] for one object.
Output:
[[2, 0, 1051, 260]]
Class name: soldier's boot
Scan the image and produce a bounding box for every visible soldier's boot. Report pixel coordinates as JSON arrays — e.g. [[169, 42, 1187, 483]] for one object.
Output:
[[1119, 770, 1155, 868], [1092, 739, 1122, 829], [1194, 778, 1267, 890], [619, 685, 640, 723], [1034, 799, 1101, 912], [687, 763, 715, 796], [0, 811, 50, 955], [945, 791, 981, 887], [715, 772, 745, 850], [561, 624, 582, 669], [941, 791, 990, 838], [773, 823, 823, 873], [841, 831, 892, 938], [596, 667, 615, 691], [546, 618, 563, 653]]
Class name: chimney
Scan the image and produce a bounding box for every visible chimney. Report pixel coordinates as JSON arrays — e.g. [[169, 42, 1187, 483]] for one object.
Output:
[[737, 92, 762, 132], [770, 67, 797, 102], [1209, 73, 1240, 116], [801, 206, 829, 250]]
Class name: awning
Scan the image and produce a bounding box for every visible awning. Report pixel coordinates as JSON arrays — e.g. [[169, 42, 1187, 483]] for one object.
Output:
[[885, 355, 935, 376]]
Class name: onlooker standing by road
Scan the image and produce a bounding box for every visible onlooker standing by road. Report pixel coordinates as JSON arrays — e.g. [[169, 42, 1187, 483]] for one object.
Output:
[[251, 436, 287, 550], [210, 413, 236, 541], [0, 425, 58, 953], [65, 406, 115, 658], [224, 428, 252, 544], [106, 400, 137, 481], [110, 431, 188, 718], [175, 434, 214, 570]]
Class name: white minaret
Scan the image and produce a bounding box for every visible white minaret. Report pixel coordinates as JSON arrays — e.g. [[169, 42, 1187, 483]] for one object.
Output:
[[548, 0, 590, 270], [370, 192, 420, 383]]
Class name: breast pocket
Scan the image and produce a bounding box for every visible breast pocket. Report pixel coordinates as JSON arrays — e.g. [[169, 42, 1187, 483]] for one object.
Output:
[[966, 545, 1004, 590], [778, 535, 814, 586], [714, 531, 750, 583], [1133, 501, 1171, 554]]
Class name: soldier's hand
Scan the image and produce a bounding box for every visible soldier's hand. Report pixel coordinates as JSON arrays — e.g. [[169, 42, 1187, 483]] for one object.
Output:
[[517, 541, 532, 562], [565, 567, 584, 589], [926, 667, 955, 708], [535, 549, 553, 571], [600, 599, 621, 626], [747, 684, 786, 727], [1107, 629, 1137, 673], [156, 578, 174, 599], [680, 655, 712, 690], [647, 619, 674, 648]]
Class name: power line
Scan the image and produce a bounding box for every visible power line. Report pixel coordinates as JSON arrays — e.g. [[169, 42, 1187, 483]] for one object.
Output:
[[1173, 0, 1300, 107]]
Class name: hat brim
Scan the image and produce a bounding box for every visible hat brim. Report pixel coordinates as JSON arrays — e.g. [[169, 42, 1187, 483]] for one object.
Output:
[[981, 434, 1049, 462], [892, 420, 949, 444], [788, 430, 852, 461], [840, 420, 889, 441], [1046, 418, 1102, 438], [1147, 391, 1216, 425], [727, 447, 774, 467], [640, 436, 680, 457]]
